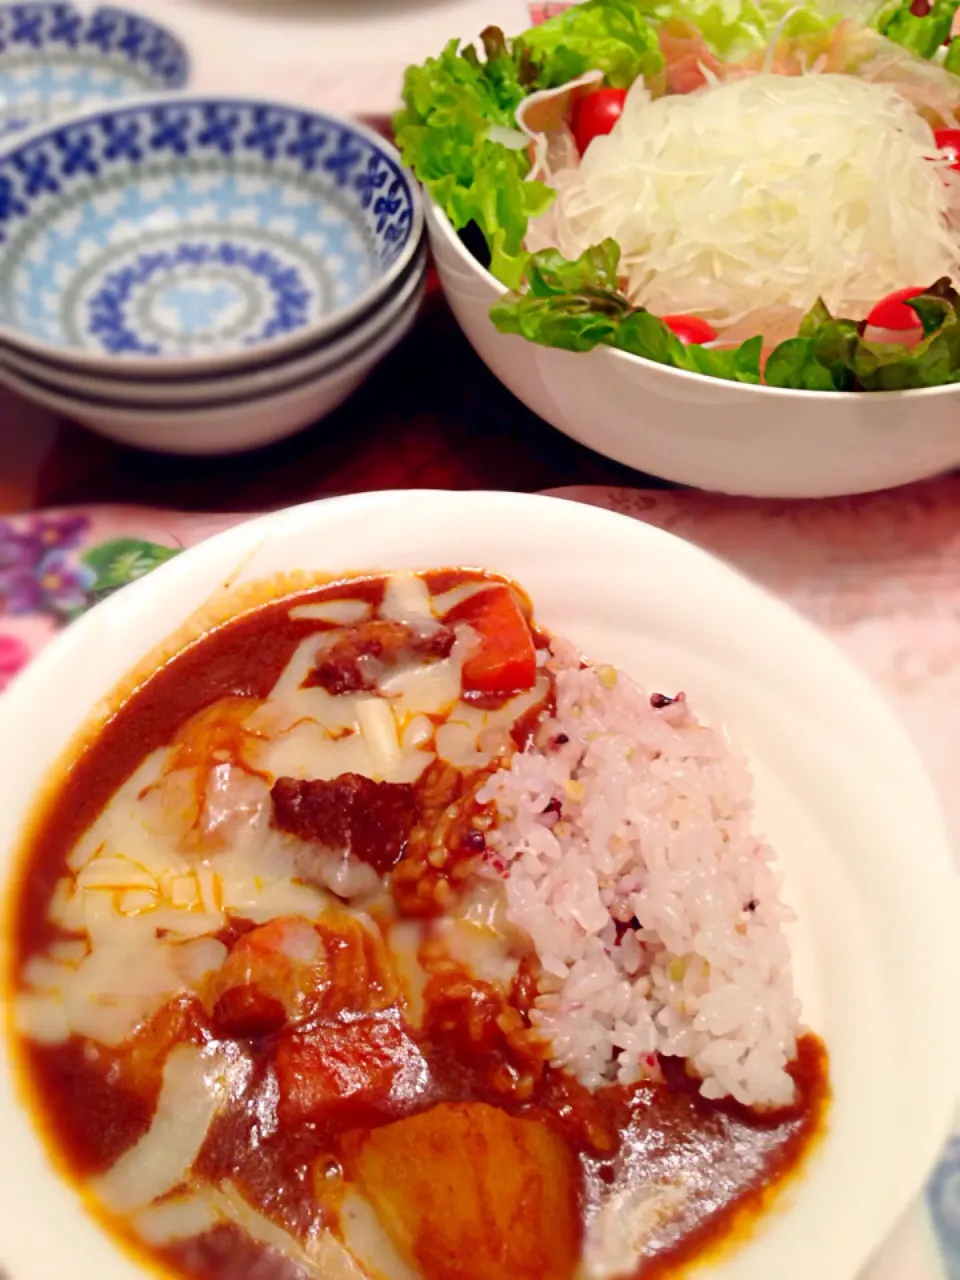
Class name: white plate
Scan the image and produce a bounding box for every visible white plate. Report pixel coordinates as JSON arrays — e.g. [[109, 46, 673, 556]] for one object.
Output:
[[0, 489, 957, 1280]]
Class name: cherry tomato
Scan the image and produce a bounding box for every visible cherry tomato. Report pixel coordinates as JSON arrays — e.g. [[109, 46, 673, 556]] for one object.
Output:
[[662, 314, 718, 345], [572, 88, 628, 154], [934, 128, 960, 171], [866, 287, 926, 331]]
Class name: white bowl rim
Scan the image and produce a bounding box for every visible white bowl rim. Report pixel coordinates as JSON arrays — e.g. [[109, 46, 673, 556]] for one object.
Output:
[[0, 488, 958, 1280], [426, 198, 960, 403], [0, 96, 424, 376]]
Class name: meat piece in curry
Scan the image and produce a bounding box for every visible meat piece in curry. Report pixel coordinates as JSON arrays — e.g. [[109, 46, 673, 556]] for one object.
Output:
[[271, 774, 419, 873]]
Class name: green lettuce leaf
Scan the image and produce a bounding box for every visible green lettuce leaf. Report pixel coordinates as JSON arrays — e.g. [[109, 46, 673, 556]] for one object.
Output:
[[763, 283, 960, 390], [490, 242, 762, 382], [875, 0, 960, 59], [493, 247, 960, 392], [614, 310, 763, 379], [521, 0, 664, 88], [395, 33, 551, 287], [626, 0, 852, 59], [490, 239, 630, 350], [946, 33, 960, 69], [396, 4, 663, 287], [763, 335, 852, 390], [524, 239, 622, 293]]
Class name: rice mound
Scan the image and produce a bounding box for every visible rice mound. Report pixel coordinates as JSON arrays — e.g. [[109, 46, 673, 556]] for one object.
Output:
[[478, 645, 801, 1109]]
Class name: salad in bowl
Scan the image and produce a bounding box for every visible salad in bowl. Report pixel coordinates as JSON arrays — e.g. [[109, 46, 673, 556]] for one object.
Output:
[[397, 0, 960, 393]]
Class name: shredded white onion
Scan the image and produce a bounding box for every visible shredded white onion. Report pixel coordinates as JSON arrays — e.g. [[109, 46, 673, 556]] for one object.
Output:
[[380, 571, 433, 626], [532, 71, 960, 325], [435, 721, 490, 768], [205, 1183, 367, 1279], [135, 1194, 220, 1246], [97, 1046, 235, 1212], [487, 123, 530, 150], [356, 697, 403, 778], [289, 599, 371, 624]]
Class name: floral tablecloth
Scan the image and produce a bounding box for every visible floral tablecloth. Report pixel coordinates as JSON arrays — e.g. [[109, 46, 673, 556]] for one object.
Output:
[[1, 483, 959, 1279]]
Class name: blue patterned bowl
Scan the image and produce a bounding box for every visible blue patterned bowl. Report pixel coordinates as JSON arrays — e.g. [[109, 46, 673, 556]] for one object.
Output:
[[0, 4, 189, 137], [0, 96, 423, 373]]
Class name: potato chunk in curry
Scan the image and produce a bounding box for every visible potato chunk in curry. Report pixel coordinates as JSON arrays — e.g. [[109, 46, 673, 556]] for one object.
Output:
[[341, 1101, 579, 1280]]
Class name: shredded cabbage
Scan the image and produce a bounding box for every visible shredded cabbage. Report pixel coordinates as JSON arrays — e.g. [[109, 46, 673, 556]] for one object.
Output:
[[536, 70, 960, 325]]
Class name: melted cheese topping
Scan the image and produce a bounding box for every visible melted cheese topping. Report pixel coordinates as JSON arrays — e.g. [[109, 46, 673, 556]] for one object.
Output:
[[14, 576, 534, 1052], [13, 572, 554, 1280]]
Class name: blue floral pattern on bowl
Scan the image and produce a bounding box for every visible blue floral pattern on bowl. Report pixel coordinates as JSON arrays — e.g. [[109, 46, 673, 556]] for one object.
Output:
[[0, 4, 189, 137], [0, 97, 421, 360]]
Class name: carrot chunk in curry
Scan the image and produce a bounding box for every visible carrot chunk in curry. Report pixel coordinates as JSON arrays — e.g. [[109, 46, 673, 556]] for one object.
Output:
[[447, 585, 538, 700]]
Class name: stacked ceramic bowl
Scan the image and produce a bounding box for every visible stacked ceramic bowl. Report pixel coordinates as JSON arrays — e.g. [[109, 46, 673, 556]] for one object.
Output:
[[0, 92, 426, 454], [0, 3, 190, 138]]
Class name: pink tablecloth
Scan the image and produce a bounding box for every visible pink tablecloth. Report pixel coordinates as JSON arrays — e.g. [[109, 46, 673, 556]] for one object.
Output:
[[1, 482, 958, 1279]]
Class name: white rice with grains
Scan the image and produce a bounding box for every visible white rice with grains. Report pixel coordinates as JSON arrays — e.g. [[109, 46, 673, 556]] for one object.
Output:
[[477, 641, 801, 1109]]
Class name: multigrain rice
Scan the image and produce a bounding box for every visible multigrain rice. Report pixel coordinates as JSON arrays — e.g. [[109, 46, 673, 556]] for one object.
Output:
[[478, 643, 801, 1108]]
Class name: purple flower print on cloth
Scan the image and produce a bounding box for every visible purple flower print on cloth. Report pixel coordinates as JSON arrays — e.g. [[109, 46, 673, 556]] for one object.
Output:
[[0, 514, 184, 625], [0, 633, 29, 692], [0, 513, 88, 570], [0, 514, 93, 620], [0, 553, 95, 617], [34, 551, 95, 615]]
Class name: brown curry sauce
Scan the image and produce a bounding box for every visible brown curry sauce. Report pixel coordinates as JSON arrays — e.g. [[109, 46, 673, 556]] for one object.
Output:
[[7, 570, 830, 1280]]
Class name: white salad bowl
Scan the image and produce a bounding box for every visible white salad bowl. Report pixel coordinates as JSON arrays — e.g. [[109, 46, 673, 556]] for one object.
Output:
[[0, 489, 958, 1280], [427, 202, 960, 499]]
